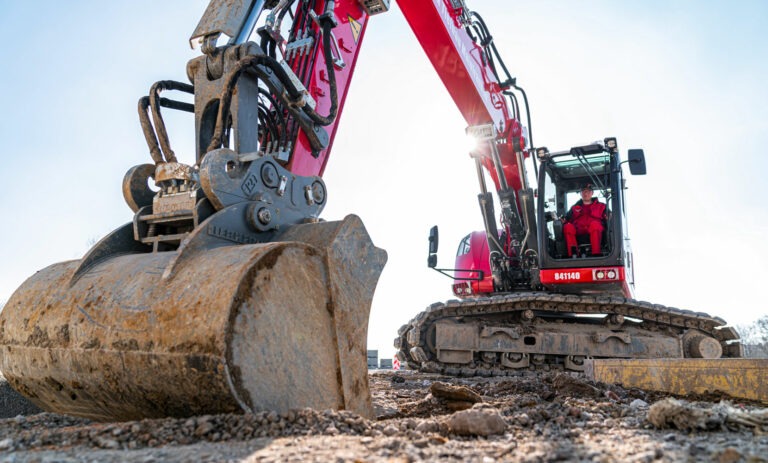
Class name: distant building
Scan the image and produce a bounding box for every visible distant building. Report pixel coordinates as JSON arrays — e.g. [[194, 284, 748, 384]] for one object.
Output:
[[367, 350, 378, 369]]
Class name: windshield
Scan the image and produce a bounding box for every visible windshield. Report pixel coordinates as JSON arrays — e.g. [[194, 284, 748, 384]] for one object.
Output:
[[539, 151, 615, 260], [549, 152, 610, 180]]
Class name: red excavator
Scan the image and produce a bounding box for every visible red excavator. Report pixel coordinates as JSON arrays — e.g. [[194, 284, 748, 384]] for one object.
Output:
[[0, 0, 741, 422]]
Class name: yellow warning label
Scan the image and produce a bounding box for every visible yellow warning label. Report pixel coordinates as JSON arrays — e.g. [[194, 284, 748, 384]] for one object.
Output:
[[348, 15, 362, 44]]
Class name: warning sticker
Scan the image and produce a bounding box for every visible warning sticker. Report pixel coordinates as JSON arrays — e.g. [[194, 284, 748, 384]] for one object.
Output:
[[348, 15, 362, 44]]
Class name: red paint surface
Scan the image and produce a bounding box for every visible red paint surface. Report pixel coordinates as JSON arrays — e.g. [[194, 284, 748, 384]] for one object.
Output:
[[287, 2, 370, 177]]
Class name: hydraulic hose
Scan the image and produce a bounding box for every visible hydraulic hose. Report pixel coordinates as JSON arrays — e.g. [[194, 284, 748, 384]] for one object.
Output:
[[301, 20, 338, 126], [206, 54, 303, 154], [149, 80, 195, 163], [138, 86, 195, 165], [207, 13, 340, 154], [138, 97, 164, 165]]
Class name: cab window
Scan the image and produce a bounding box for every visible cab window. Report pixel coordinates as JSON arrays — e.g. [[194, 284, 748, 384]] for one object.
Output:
[[565, 188, 609, 212], [456, 234, 471, 256]]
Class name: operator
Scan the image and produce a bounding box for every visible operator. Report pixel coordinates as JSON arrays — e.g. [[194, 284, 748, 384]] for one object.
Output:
[[562, 183, 606, 257]]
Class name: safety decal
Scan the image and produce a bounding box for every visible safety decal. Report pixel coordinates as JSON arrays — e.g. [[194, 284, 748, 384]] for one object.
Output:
[[348, 15, 362, 44]]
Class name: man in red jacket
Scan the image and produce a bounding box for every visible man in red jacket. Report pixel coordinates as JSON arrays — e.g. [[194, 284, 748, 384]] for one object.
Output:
[[563, 183, 606, 257]]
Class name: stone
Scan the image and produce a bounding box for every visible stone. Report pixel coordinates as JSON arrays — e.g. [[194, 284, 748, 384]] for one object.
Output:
[[446, 401, 475, 411], [195, 421, 214, 437], [95, 437, 120, 450], [430, 382, 482, 403], [415, 420, 439, 433], [382, 424, 399, 436], [443, 407, 507, 436], [630, 399, 649, 409], [552, 374, 601, 398], [717, 447, 742, 463]]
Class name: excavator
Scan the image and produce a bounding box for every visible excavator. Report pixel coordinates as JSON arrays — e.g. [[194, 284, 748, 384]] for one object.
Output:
[[0, 0, 741, 422]]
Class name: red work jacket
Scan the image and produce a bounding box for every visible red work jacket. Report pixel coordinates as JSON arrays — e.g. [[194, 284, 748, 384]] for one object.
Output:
[[565, 199, 606, 233]]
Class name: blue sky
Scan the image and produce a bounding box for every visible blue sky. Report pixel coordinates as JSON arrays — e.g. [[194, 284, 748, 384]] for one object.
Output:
[[1, 1, 767, 357]]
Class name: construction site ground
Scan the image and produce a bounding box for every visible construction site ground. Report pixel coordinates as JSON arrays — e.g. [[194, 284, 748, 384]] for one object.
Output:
[[1, 370, 767, 462]]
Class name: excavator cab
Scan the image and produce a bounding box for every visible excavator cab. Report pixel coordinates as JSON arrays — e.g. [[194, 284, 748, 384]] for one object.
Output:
[[535, 138, 645, 298]]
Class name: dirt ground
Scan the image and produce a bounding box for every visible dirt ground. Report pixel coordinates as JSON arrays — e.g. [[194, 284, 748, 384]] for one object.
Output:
[[1, 370, 767, 462]]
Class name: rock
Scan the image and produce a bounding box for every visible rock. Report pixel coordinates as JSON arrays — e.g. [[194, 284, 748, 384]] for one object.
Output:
[[552, 374, 601, 398], [94, 437, 120, 449], [443, 407, 507, 436], [647, 398, 724, 431], [403, 418, 417, 429], [391, 375, 406, 384], [382, 424, 399, 436], [630, 399, 649, 410], [430, 382, 482, 403], [0, 438, 13, 451], [415, 420, 439, 433], [446, 401, 475, 411], [717, 447, 742, 463], [374, 405, 399, 419], [194, 421, 214, 437]]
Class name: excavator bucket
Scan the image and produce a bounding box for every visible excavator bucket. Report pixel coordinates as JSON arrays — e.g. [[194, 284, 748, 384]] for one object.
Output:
[[0, 215, 386, 421]]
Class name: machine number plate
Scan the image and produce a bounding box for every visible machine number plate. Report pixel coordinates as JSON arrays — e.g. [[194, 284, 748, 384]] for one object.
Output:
[[554, 272, 581, 281]]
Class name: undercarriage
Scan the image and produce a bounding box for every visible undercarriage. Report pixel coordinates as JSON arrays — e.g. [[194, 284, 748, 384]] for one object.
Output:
[[395, 293, 742, 375]]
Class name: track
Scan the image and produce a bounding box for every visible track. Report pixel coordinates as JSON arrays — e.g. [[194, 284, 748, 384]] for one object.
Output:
[[395, 292, 743, 376]]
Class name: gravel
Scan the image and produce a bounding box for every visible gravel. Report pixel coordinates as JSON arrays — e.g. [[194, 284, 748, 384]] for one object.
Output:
[[0, 370, 767, 462]]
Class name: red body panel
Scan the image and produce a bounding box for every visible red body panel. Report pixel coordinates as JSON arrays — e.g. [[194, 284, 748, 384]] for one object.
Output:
[[539, 267, 632, 298], [286, 3, 370, 177], [396, 0, 509, 128], [453, 231, 494, 296]]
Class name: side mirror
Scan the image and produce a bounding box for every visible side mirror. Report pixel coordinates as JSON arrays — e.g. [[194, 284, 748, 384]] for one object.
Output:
[[428, 226, 439, 268], [627, 149, 647, 175]]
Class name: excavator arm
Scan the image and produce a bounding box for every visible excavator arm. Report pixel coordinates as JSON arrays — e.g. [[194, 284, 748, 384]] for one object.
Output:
[[0, 0, 540, 421]]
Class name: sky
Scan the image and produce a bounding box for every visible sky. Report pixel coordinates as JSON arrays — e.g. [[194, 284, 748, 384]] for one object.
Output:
[[0, 1, 767, 359]]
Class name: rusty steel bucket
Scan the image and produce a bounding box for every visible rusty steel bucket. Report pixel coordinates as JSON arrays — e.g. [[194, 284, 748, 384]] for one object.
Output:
[[0, 215, 385, 421]]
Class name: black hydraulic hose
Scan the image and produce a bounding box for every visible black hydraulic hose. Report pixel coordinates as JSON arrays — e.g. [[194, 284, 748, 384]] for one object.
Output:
[[469, 11, 538, 179], [508, 84, 534, 152], [506, 88, 520, 120], [469, 19, 498, 79], [206, 54, 303, 153], [258, 88, 288, 146], [471, 12, 514, 85], [157, 97, 194, 113], [257, 104, 279, 142], [268, 39, 277, 58], [149, 80, 195, 163], [301, 20, 338, 126], [138, 96, 165, 165], [138, 96, 194, 165]]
